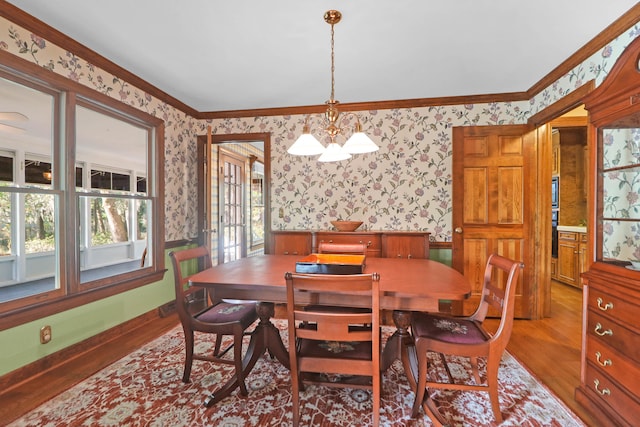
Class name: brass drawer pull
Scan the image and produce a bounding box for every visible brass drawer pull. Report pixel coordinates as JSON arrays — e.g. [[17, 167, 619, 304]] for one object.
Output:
[[596, 297, 614, 311], [593, 379, 611, 396], [595, 351, 612, 367], [594, 323, 613, 336]]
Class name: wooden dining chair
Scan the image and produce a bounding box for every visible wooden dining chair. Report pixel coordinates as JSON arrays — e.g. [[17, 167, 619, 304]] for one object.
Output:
[[285, 272, 382, 427], [317, 241, 368, 255], [169, 246, 258, 394], [309, 241, 371, 319], [409, 253, 523, 425]]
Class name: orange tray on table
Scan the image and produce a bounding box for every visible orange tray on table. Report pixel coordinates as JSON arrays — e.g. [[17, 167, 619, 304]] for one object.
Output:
[[295, 253, 366, 275]]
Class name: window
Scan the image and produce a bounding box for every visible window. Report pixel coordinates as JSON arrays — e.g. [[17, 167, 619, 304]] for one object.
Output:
[[0, 61, 164, 322]]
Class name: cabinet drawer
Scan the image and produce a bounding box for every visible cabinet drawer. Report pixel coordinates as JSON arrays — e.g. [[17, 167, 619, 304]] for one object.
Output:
[[588, 286, 638, 326], [583, 363, 640, 425], [587, 311, 640, 363], [586, 335, 640, 395], [558, 231, 578, 241]]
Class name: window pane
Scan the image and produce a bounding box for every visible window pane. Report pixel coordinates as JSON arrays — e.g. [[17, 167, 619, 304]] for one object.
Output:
[[602, 219, 640, 261], [0, 190, 11, 256], [602, 165, 640, 220], [76, 105, 147, 195], [0, 191, 59, 303], [136, 199, 148, 240], [79, 195, 151, 283], [25, 159, 52, 186], [0, 76, 54, 181], [0, 75, 57, 303], [602, 128, 640, 169], [89, 196, 130, 246], [24, 193, 55, 254], [0, 155, 13, 182]]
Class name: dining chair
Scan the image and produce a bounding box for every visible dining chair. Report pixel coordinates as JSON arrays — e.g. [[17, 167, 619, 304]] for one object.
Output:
[[285, 272, 382, 427], [317, 241, 368, 255], [409, 253, 523, 425], [169, 246, 258, 394], [309, 241, 371, 319]]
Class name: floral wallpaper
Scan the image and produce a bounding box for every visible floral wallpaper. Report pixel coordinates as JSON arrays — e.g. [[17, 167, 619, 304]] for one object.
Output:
[[1, 14, 640, 245]]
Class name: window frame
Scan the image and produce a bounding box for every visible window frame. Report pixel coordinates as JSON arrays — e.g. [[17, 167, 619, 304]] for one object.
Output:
[[0, 50, 165, 330]]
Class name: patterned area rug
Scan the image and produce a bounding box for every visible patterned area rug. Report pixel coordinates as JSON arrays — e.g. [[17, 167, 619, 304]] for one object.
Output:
[[10, 320, 585, 426]]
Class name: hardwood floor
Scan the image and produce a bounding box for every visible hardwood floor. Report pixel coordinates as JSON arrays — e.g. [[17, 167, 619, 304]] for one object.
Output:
[[1, 281, 601, 426], [484, 280, 602, 427]]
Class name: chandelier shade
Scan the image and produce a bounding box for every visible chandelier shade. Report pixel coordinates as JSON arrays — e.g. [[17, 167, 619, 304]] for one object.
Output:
[[318, 142, 351, 162], [288, 10, 379, 162], [287, 125, 325, 156]]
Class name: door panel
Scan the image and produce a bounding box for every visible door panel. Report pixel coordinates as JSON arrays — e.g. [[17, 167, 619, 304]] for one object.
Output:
[[453, 125, 534, 319], [218, 150, 246, 264]]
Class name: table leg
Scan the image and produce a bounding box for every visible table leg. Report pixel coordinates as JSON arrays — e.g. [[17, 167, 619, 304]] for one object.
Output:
[[203, 302, 290, 407], [381, 310, 415, 374]]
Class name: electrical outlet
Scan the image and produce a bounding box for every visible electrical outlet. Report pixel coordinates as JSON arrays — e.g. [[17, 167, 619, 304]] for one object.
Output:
[[40, 325, 52, 344], [279, 207, 284, 218]]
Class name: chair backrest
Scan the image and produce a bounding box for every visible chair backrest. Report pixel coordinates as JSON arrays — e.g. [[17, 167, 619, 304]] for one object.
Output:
[[470, 253, 523, 346], [169, 246, 213, 324], [285, 272, 381, 373], [317, 241, 367, 255]]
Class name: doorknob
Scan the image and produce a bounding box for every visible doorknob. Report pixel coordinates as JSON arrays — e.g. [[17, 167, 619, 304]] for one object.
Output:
[[454, 227, 463, 234]]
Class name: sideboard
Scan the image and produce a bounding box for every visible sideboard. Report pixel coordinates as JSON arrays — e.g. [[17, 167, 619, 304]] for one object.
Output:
[[269, 230, 430, 259]]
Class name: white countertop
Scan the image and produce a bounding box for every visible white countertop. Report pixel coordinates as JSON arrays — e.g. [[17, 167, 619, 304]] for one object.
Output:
[[557, 225, 587, 233]]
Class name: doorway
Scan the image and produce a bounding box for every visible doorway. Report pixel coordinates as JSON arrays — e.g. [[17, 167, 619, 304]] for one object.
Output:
[[548, 107, 588, 309], [196, 132, 271, 265], [218, 149, 246, 263]]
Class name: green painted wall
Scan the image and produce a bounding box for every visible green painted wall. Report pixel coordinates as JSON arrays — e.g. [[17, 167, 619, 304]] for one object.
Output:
[[429, 248, 452, 266], [0, 248, 181, 377]]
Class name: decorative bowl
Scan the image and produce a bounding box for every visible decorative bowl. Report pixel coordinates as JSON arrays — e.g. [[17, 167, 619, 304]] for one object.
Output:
[[630, 260, 640, 269], [330, 220, 363, 232]]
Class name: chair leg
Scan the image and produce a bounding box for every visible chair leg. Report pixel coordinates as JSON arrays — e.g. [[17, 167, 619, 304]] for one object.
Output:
[[373, 367, 381, 427], [182, 329, 195, 383], [292, 370, 300, 427], [486, 357, 503, 423], [469, 356, 482, 385], [411, 341, 428, 418], [234, 330, 249, 396], [213, 334, 223, 357]]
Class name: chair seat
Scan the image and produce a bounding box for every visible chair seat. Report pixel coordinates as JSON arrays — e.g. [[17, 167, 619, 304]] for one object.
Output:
[[411, 312, 488, 345], [195, 301, 257, 324]]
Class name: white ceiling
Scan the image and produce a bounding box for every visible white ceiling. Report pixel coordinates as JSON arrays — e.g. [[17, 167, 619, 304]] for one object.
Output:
[[5, 1, 640, 113]]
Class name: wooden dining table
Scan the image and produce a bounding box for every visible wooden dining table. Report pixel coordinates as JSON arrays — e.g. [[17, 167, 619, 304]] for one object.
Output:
[[188, 254, 470, 407]]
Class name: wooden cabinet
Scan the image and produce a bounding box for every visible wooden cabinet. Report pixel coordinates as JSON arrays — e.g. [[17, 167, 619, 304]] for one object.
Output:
[[270, 230, 431, 260], [556, 230, 586, 288], [315, 231, 381, 258], [270, 231, 312, 255], [577, 35, 640, 427], [381, 232, 430, 259], [576, 265, 640, 427]]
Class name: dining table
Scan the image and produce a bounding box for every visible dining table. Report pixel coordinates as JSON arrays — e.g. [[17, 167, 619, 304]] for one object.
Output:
[[188, 254, 470, 407]]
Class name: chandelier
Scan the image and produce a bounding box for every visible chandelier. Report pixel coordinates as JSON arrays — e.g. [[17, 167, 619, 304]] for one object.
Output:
[[287, 10, 379, 162]]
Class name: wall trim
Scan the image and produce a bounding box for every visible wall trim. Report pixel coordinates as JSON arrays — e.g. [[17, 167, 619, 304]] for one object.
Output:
[[0, 307, 174, 396]]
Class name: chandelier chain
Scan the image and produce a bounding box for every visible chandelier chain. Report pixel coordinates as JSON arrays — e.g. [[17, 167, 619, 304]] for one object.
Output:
[[330, 22, 335, 102]]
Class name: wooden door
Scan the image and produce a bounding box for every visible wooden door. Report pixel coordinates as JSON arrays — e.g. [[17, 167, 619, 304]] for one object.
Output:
[[452, 125, 534, 319]]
